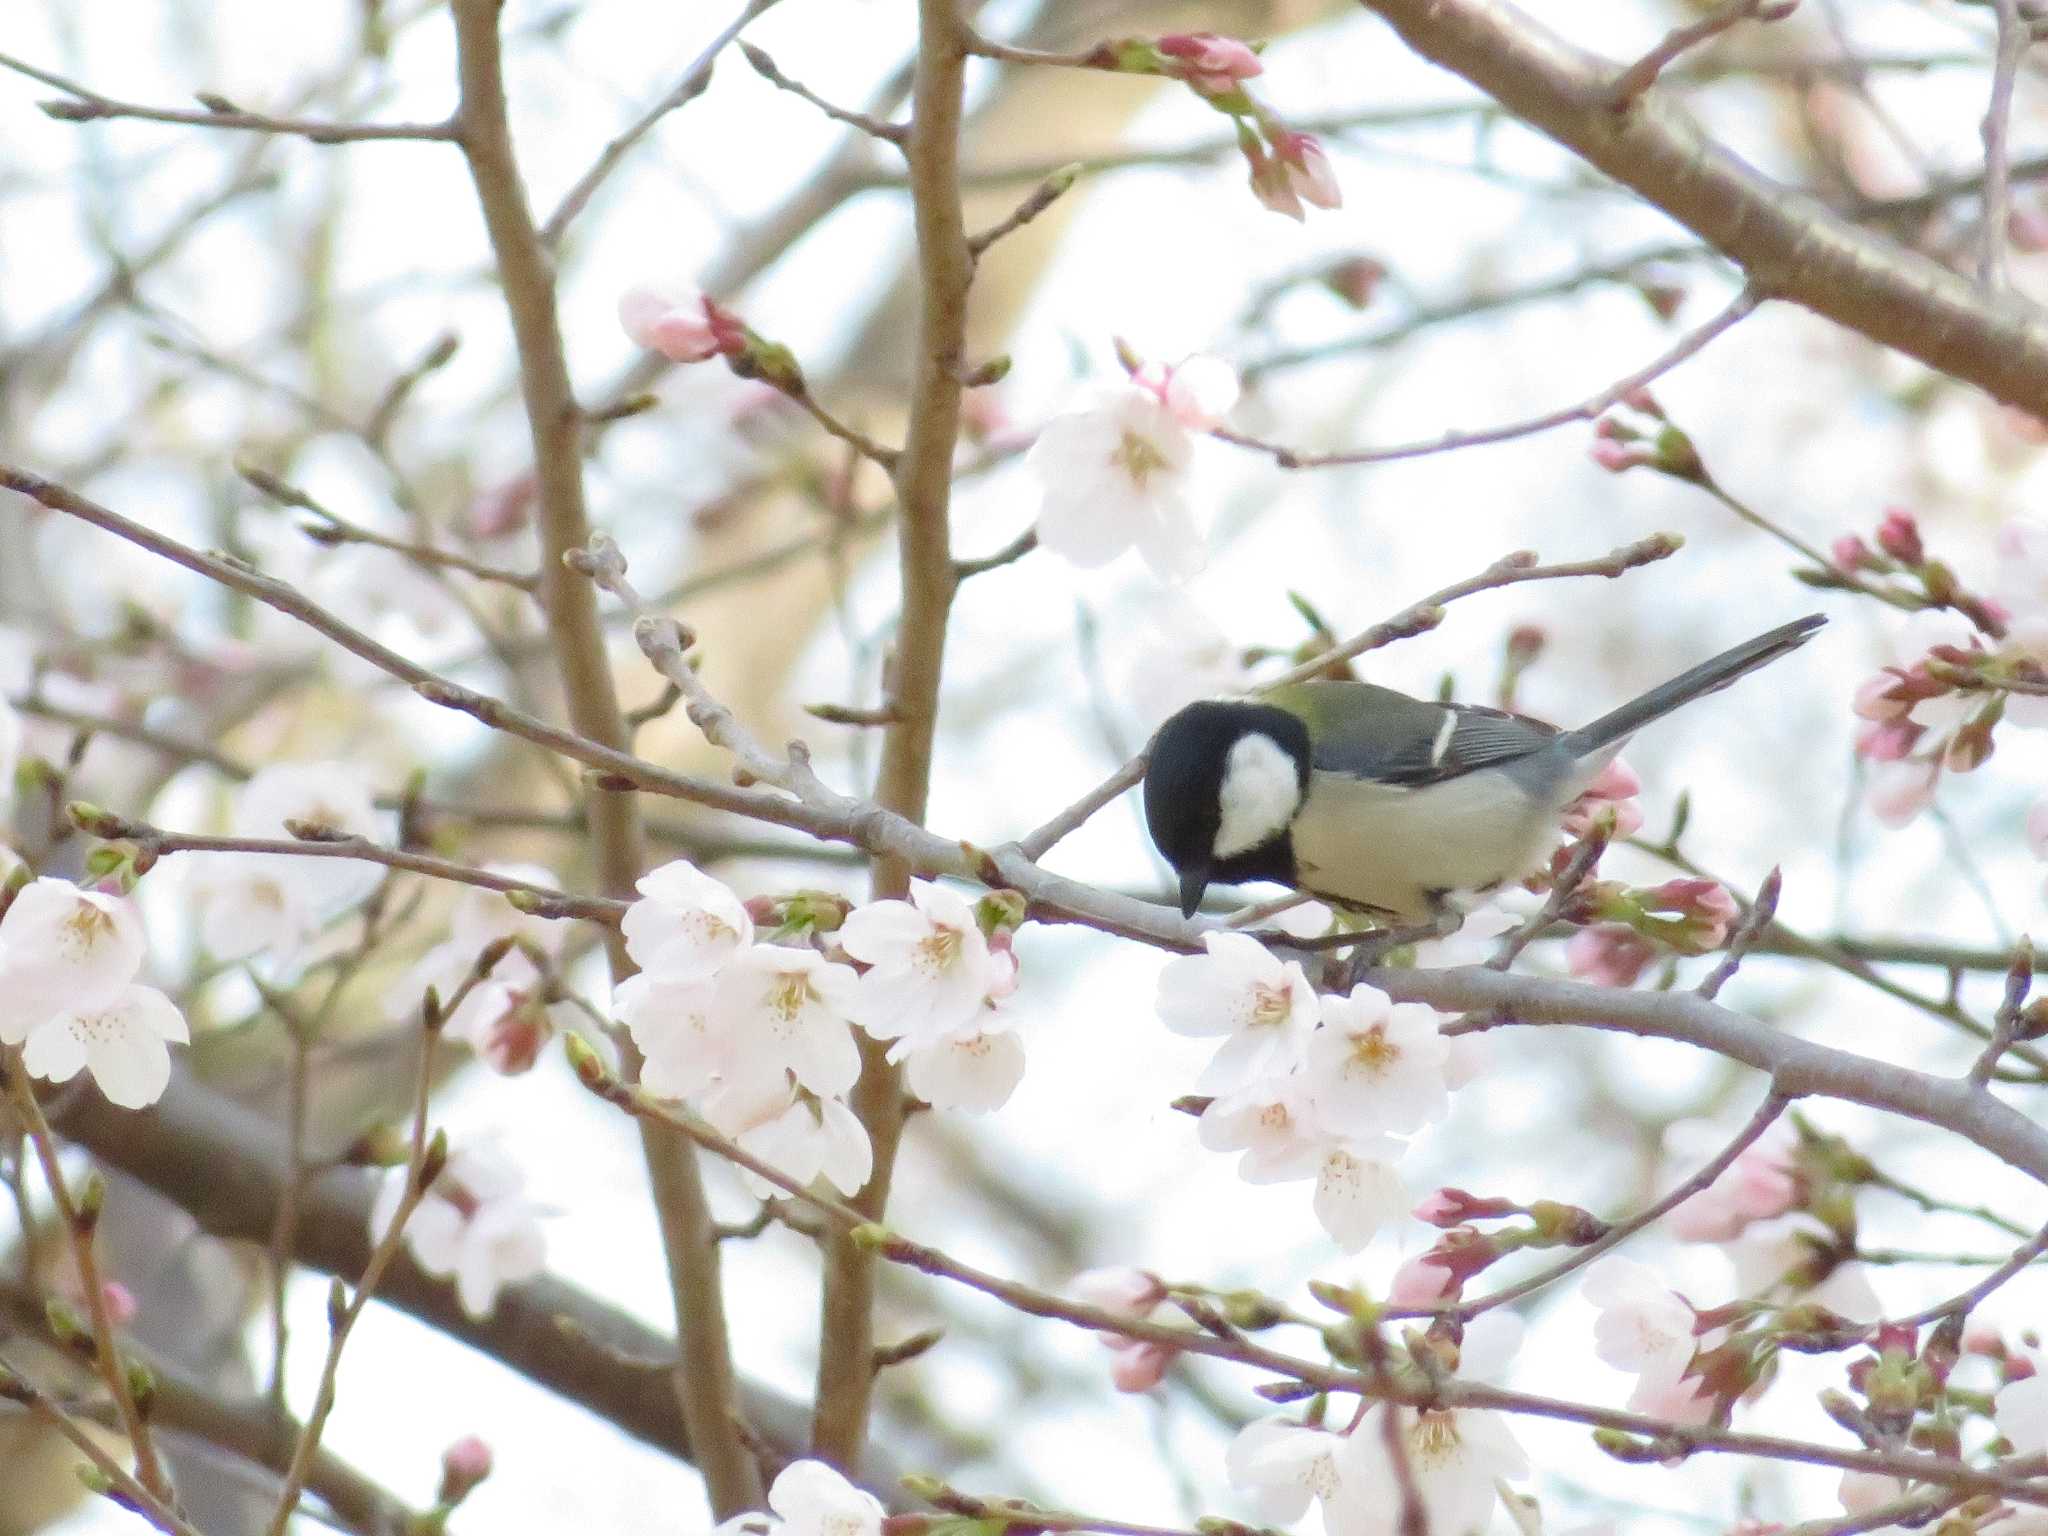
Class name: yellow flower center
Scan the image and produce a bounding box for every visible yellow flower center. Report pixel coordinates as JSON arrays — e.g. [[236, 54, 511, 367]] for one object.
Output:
[[768, 973, 815, 1020], [1249, 981, 1293, 1029], [59, 902, 116, 960], [1411, 1408, 1461, 1467], [1111, 429, 1169, 488], [917, 925, 962, 975], [1348, 1023, 1398, 1075]]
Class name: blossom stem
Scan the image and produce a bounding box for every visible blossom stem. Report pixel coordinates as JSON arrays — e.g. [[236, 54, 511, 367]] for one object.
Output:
[[0, 1354, 202, 1536], [3, 1054, 171, 1502]]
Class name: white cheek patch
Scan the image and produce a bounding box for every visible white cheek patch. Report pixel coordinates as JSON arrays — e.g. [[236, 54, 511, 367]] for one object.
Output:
[[1213, 732, 1304, 859]]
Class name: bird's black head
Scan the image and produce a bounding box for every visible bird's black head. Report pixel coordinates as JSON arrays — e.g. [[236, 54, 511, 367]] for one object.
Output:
[[1143, 699, 1312, 918]]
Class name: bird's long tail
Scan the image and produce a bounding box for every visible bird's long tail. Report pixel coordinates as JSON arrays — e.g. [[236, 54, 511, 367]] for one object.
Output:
[[1560, 613, 1827, 755]]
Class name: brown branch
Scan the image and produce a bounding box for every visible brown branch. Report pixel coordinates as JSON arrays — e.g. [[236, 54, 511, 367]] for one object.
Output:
[[967, 165, 1079, 257], [1219, 289, 1759, 468], [239, 462, 538, 591], [0, 51, 456, 142], [541, 0, 784, 245], [0, 1357, 202, 1536], [813, 0, 973, 1471], [444, 1, 761, 1514], [1350, 0, 2048, 411]]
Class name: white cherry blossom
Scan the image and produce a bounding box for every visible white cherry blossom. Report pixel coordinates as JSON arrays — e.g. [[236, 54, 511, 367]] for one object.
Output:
[[1197, 1076, 1326, 1183], [0, 878, 147, 1035], [621, 859, 753, 981], [712, 944, 861, 1096], [614, 972, 732, 1101], [1336, 1312, 1528, 1536], [1026, 382, 1211, 582], [1156, 931, 1317, 1091], [715, 1459, 883, 1536], [702, 1078, 872, 1198], [904, 1021, 1026, 1112], [17, 984, 190, 1108], [1312, 1141, 1409, 1253], [841, 879, 992, 1051], [371, 1145, 546, 1319], [1304, 985, 1450, 1138], [1581, 1256, 1696, 1392], [1226, 1419, 1352, 1527], [1728, 1212, 1880, 1319]]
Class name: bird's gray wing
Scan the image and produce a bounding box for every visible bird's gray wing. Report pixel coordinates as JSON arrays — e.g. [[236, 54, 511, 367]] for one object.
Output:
[[1273, 680, 1562, 788]]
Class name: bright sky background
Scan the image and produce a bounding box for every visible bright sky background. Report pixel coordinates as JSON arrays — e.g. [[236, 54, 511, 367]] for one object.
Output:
[[6, 0, 2048, 1532]]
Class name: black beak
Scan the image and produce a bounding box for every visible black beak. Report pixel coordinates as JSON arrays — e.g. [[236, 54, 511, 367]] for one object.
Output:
[[1178, 866, 1211, 920]]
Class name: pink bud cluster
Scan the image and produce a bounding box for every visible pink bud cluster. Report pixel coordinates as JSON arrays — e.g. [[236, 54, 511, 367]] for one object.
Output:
[[1071, 1266, 1179, 1391], [618, 286, 748, 364], [1562, 876, 1739, 989]]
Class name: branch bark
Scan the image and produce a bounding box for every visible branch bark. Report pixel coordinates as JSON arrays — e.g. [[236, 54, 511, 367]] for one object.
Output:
[[446, 1, 761, 1513], [812, 0, 973, 1470], [1351, 0, 2048, 409]]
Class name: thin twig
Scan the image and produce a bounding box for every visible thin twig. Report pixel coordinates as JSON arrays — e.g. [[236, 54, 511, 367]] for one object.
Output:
[[952, 526, 1038, 579], [0, 51, 456, 142], [1696, 866, 1782, 1001], [0, 1356, 204, 1536], [1980, 0, 2029, 288], [1968, 938, 2035, 1086], [541, 0, 785, 244], [967, 164, 1079, 256], [1217, 288, 1760, 468], [1606, 0, 1795, 109], [3, 1056, 171, 1500], [240, 463, 540, 591], [739, 42, 907, 143]]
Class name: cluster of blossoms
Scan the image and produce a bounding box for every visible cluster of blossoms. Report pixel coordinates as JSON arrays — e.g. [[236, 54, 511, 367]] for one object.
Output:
[[1226, 1312, 1528, 1536], [1157, 931, 1457, 1250], [370, 1142, 547, 1320], [1842, 510, 2048, 826], [714, 1458, 882, 1536], [0, 875, 191, 1108], [613, 861, 1025, 1196], [188, 761, 388, 968]]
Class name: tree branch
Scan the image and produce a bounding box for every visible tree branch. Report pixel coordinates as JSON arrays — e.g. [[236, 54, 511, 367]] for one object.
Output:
[[445, 1, 761, 1512], [1350, 0, 2048, 410]]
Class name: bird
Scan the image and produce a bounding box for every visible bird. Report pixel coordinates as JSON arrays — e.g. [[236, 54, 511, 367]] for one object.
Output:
[[1142, 613, 1826, 923]]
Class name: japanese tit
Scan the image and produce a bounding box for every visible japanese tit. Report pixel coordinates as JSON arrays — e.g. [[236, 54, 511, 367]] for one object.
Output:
[[1143, 613, 1826, 921]]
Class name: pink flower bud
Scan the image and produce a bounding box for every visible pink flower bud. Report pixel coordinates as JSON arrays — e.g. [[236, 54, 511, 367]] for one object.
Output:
[[1325, 255, 1386, 309], [618, 286, 744, 364], [1156, 32, 1263, 83], [1830, 534, 1876, 573], [1566, 924, 1655, 988], [101, 1281, 138, 1327], [1387, 1253, 1455, 1306], [1583, 757, 1642, 802], [1412, 1187, 1519, 1227], [1852, 672, 1912, 722], [1874, 508, 1924, 566], [438, 1435, 493, 1505], [1072, 1266, 1167, 1318], [1619, 386, 1663, 417], [477, 997, 551, 1076], [1853, 719, 1918, 762], [1642, 879, 1738, 947], [1590, 439, 1652, 474], [1243, 135, 1304, 221], [1270, 131, 1341, 211], [1108, 1339, 1177, 1392], [1961, 1323, 2005, 1356]]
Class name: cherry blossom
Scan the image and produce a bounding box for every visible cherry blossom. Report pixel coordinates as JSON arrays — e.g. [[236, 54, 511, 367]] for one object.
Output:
[[1156, 930, 1317, 1091], [716, 1458, 883, 1536], [1388, 1252, 1455, 1306], [1122, 596, 1254, 728], [841, 878, 994, 1052], [1582, 1256, 1697, 1394], [1562, 756, 1644, 839], [614, 972, 730, 1101], [0, 877, 147, 1031], [620, 859, 753, 982], [1226, 1419, 1352, 1527], [712, 944, 861, 1096], [1304, 984, 1450, 1138], [16, 984, 190, 1108], [1026, 361, 1238, 582], [1311, 1141, 1409, 1252], [1071, 1266, 1167, 1318], [903, 1021, 1026, 1112], [618, 285, 744, 364], [1727, 1213, 1879, 1319], [1156, 32, 1262, 94], [371, 1145, 547, 1319], [701, 1078, 872, 1198], [1337, 1312, 1528, 1536], [1197, 1076, 1326, 1183], [1271, 131, 1342, 211]]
